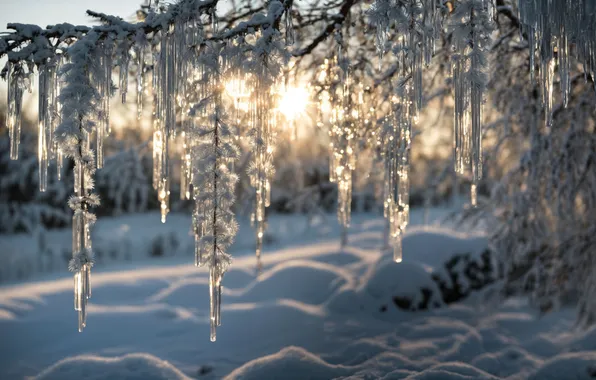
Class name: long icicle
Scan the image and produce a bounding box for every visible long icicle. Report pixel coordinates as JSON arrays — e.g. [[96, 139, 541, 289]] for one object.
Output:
[[7, 62, 25, 160], [191, 42, 237, 341], [38, 62, 51, 191], [96, 43, 112, 169], [328, 29, 357, 248], [450, 0, 493, 206], [372, 0, 439, 258], [248, 45, 279, 268]]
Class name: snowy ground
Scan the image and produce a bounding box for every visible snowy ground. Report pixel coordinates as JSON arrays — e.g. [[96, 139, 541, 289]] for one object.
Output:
[[0, 208, 595, 379]]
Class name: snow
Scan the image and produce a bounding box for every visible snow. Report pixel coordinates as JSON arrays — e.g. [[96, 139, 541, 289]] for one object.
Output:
[[529, 352, 596, 380], [34, 353, 192, 380], [0, 208, 595, 379]]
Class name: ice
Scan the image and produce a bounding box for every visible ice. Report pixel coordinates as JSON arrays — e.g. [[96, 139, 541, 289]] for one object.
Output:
[[136, 45, 144, 120], [320, 32, 359, 247], [518, 0, 596, 125], [190, 44, 239, 340], [7, 62, 25, 160], [95, 44, 112, 169]]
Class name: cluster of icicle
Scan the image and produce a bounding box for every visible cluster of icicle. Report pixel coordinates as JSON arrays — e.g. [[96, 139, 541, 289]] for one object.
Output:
[[449, 0, 494, 207], [5, 62, 30, 161], [369, 0, 442, 260], [517, 0, 596, 126], [382, 82, 413, 263], [247, 73, 277, 266], [151, 17, 206, 223], [315, 31, 360, 247], [222, 28, 288, 269], [38, 58, 65, 187], [247, 53, 284, 267], [57, 31, 107, 332], [96, 41, 113, 170], [5, 43, 98, 332], [190, 42, 239, 342], [1, 0, 293, 338]]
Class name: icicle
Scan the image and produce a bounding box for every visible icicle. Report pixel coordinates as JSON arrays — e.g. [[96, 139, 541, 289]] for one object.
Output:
[[53, 56, 64, 180], [209, 268, 216, 341], [105, 45, 112, 134], [382, 83, 411, 260], [215, 276, 222, 327], [193, 202, 207, 267], [49, 57, 61, 163], [96, 44, 112, 169], [211, 7, 218, 35], [369, 0, 390, 66], [285, 3, 295, 46], [453, 53, 466, 174], [191, 45, 237, 340], [74, 271, 82, 311], [517, 0, 596, 126], [449, 0, 493, 205], [542, 58, 555, 129], [71, 155, 93, 332], [158, 177, 170, 223], [326, 30, 358, 247], [7, 63, 24, 160], [248, 53, 279, 262], [151, 28, 175, 223], [369, 0, 441, 256], [57, 150, 64, 180], [180, 129, 192, 200], [137, 45, 144, 120], [528, 26, 536, 86], [153, 130, 163, 190], [120, 46, 130, 104], [38, 63, 50, 191], [393, 229, 403, 263], [471, 182, 478, 207]]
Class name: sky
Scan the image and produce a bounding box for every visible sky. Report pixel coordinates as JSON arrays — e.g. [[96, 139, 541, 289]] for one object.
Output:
[[0, 0, 141, 30]]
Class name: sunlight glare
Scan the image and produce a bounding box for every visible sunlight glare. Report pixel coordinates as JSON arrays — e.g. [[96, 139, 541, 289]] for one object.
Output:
[[278, 86, 310, 121]]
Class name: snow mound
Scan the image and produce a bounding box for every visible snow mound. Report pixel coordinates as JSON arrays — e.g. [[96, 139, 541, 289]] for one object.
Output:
[[365, 259, 444, 312], [471, 346, 542, 378], [225, 346, 427, 380], [327, 228, 493, 315], [224, 346, 349, 380], [241, 260, 351, 304], [402, 227, 488, 267], [529, 352, 596, 380], [33, 353, 191, 380], [570, 324, 596, 351], [407, 362, 498, 379]]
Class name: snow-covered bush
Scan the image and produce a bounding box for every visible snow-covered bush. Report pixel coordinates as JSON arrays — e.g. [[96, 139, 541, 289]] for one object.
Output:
[[460, 2, 596, 326], [95, 145, 152, 216], [0, 121, 70, 233], [0, 122, 154, 232]]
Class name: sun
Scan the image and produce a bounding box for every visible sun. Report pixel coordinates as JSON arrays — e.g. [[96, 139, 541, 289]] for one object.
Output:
[[278, 86, 310, 121]]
